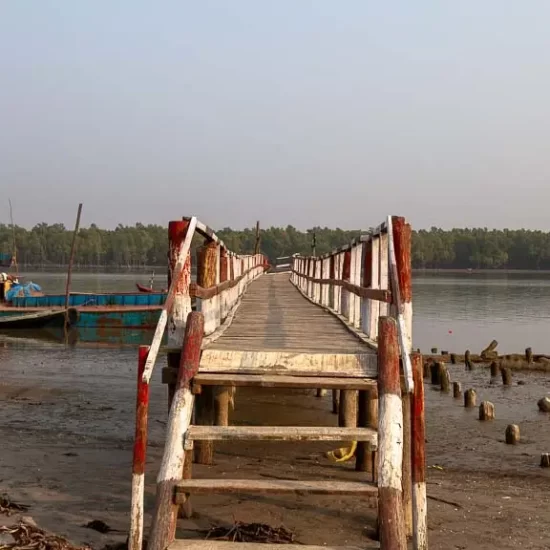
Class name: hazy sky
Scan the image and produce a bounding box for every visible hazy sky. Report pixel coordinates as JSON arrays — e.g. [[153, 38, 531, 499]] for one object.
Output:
[[2, 2, 550, 231]]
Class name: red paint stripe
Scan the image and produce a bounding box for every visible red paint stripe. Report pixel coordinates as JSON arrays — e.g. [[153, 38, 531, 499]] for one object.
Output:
[[391, 217, 412, 304], [377, 317, 400, 396], [411, 353, 426, 483], [177, 311, 205, 389], [133, 345, 150, 475]]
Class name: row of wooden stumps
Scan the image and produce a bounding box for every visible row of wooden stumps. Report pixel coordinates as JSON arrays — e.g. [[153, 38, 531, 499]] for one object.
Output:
[[426, 358, 550, 461]]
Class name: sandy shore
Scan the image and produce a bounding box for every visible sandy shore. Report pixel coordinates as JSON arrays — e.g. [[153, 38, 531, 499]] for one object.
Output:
[[1, 344, 550, 549]]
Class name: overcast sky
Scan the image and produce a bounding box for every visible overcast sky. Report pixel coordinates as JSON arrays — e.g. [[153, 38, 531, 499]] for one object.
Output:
[[1, 1, 550, 231]]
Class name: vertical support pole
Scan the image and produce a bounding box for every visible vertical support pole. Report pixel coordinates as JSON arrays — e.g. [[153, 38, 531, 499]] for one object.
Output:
[[329, 255, 335, 309], [220, 247, 228, 321], [254, 220, 261, 255], [356, 388, 378, 476], [369, 237, 380, 340], [148, 312, 204, 550], [377, 316, 407, 550], [379, 231, 389, 317], [194, 240, 218, 465], [166, 220, 193, 415], [332, 389, 339, 414], [353, 243, 362, 328], [341, 250, 351, 320], [338, 390, 357, 427], [129, 345, 150, 550], [402, 389, 413, 537], [360, 240, 372, 336], [349, 245, 357, 326], [411, 353, 428, 550], [167, 220, 193, 348]]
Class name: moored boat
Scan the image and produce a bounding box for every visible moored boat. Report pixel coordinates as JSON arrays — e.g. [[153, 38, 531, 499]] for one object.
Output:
[[136, 282, 167, 293], [0, 308, 78, 329]]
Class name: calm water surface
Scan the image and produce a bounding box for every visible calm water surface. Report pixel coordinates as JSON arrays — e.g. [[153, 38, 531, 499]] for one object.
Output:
[[3, 271, 550, 355]]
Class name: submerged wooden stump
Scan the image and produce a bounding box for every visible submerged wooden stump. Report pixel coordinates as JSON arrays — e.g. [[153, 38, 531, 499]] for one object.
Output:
[[479, 401, 495, 420], [450, 353, 457, 365], [541, 454, 550, 468], [505, 424, 520, 444], [501, 367, 512, 386], [490, 361, 499, 378], [464, 389, 477, 408], [526, 347, 533, 364], [453, 381, 462, 399], [430, 362, 441, 385], [423, 361, 431, 379], [465, 349, 472, 370], [537, 397, 550, 412], [440, 363, 451, 393]]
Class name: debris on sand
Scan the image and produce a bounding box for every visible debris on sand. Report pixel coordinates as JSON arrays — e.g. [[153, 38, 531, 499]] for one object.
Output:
[[82, 521, 112, 534], [0, 496, 30, 516], [0, 521, 90, 550], [205, 522, 297, 544]]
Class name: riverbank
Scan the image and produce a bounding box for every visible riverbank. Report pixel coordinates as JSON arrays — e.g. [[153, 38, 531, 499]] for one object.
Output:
[[1, 349, 550, 549]]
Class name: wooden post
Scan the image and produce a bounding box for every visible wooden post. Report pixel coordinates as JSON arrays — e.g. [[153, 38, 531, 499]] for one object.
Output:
[[501, 367, 512, 386], [540, 454, 550, 468], [526, 347, 533, 364], [430, 362, 441, 385], [332, 389, 339, 414], [481, 339, 498, 358], [506, 424, 520, 444], [453, 381, 462, 399], [338, 390, 357, 428], [129, 346, 150, 550], [214, 387, 230, 427], [377, 317, 407, 550], [479, 401, 495, 420], [402, 389, 413, 538], [148, 312, 204, 550], [464, 389, 477, 408], [450, 353, 457, 365], [465, 349, 472, 370], [316, 388, 327, 397], [411, 354, 427, 550], [422, 361, 431, 379], [194, 240, 218, 465], [439, 363, 450, 393], [356, 389, 377, 473], [64, 203, 82, 330], [254, 220, 261, 255], [490, 361, 499, 377], [341, 250, 352, 320]]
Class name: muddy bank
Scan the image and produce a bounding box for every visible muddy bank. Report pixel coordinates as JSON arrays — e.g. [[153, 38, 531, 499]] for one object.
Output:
[[1, 342, 550, 549]]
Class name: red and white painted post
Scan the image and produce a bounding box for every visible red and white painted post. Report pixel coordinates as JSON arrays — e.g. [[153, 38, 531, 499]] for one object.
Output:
[[148, 312, 205, 550], [129, 345, 150, 550], [377, 316, 407, 550], [411, 353, 427, 549]]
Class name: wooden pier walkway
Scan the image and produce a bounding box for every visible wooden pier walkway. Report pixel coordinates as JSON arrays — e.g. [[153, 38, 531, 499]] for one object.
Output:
[[130, 216, 427, 550]]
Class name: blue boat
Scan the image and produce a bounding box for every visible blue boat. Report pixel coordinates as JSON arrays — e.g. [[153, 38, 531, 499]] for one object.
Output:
[[0, 278, 166, 329]]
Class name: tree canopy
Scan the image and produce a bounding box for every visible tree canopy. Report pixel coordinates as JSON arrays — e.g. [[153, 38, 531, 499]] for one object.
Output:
[[1, 222, 549, 270]]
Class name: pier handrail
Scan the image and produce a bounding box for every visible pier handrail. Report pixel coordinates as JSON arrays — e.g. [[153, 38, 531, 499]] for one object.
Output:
[[290, 214, 413, 390]]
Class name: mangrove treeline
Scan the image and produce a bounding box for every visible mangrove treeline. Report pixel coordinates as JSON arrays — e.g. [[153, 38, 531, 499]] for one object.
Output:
[[1, 223, 550, 270]]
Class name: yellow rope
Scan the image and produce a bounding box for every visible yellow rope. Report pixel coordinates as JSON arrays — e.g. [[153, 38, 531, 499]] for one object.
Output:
[[325, 441, 357, 462]]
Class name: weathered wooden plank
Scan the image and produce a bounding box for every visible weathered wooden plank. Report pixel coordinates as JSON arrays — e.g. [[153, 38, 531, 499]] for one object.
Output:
[[175, 479, 378, 498], [199, 349, 377, 377], [165, 371, 377, 389], [186, 425, 378, 445], [168, 541, 379, 550]]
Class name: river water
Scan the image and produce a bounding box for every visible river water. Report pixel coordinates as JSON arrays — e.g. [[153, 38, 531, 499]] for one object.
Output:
[[9, 270, 550, 354]]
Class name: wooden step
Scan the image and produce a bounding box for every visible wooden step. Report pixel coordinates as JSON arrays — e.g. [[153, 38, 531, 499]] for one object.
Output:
[[162, 370, 377, 390], [186, 425, 377, 447], [168, 541, 379, 550], [175, 479, 378, 501]]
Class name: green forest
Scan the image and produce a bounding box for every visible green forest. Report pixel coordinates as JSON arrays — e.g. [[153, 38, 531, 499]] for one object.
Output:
[[1, 223, 550, 270]]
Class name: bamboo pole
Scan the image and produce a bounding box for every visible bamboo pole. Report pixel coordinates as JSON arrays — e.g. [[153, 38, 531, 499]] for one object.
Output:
[[254, 220, 261, 255], [64, 203, 82, 330]]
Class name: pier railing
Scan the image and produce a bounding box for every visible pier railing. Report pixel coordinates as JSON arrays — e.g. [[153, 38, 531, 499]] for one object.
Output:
[[290, 215, 413, 390], [131, 217, 267, 550]]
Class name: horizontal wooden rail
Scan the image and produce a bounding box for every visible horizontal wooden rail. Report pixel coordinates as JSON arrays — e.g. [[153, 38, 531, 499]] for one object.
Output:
[[291, 271, 391, 302]]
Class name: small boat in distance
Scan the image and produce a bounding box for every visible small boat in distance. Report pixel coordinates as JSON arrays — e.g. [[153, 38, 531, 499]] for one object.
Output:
[[136, 282, 167, 293]]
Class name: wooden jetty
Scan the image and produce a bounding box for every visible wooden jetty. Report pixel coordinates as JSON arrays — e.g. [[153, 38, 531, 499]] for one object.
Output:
[[130, 215, 426, 550]]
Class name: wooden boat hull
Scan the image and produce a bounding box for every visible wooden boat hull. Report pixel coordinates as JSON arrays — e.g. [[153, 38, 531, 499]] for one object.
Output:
[[0, 308, 78, 329], [136, 283, 167, 293]]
